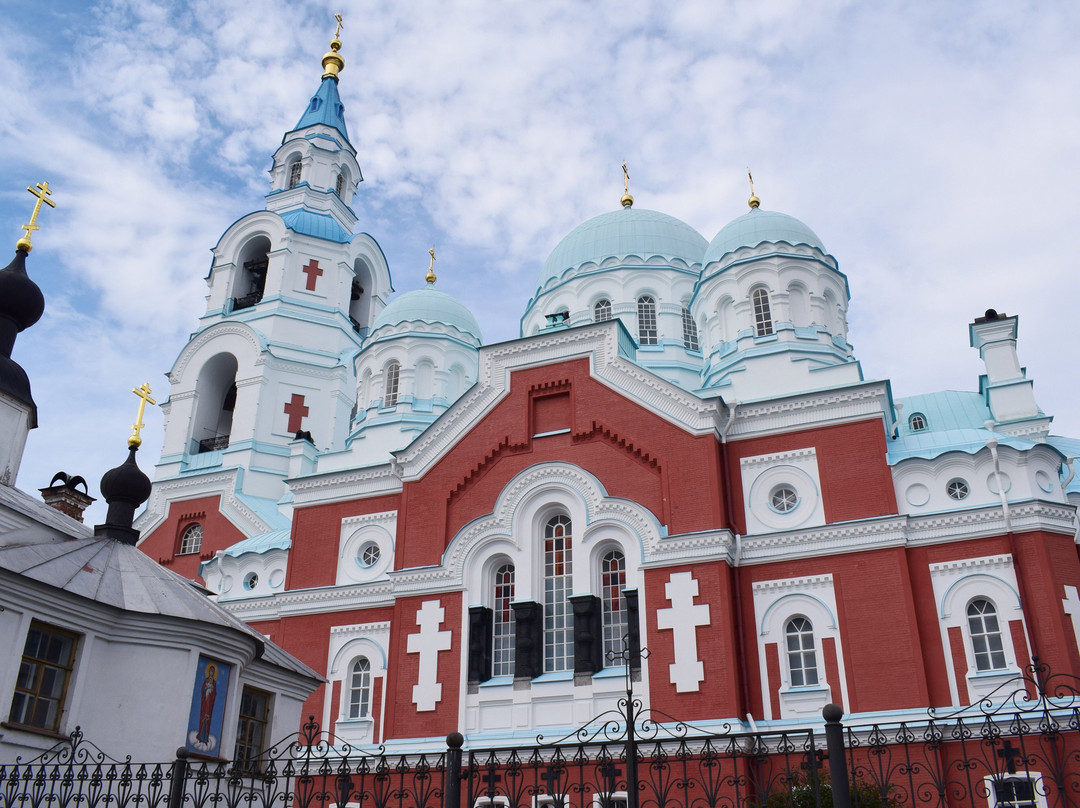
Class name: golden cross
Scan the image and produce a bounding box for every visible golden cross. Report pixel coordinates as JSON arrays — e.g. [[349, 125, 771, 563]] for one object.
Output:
[[747, 168, 760, 209], [334, 13, 343, 39], [128, 382, 157, 448], [17, 181, 57, 252], [425, 247, 437, 284], [622, 161, 630, 194]]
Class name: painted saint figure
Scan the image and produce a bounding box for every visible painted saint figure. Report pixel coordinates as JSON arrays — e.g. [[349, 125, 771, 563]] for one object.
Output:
[[197, 663, 218, 743]]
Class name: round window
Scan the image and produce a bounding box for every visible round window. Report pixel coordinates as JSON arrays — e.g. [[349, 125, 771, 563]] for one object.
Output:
[[946, 478, 970, 501], [243, 571, 259, 590], [357, 541, 381, 568], [770, 485, 799, 513]]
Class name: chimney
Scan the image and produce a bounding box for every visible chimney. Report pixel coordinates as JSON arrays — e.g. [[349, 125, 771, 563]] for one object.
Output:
[[40, 472, 96, 522], [969, 309, 1048, 438]]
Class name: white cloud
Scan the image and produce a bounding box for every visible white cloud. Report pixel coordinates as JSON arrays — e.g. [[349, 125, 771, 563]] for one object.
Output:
[[1, 0, 1078, 523]]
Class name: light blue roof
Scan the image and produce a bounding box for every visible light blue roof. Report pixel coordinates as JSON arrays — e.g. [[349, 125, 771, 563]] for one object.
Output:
[[1047, 436, 1080, 494], [280, 209, 353, 243], [372, 284, 483, 341], [293, 77, 349, 141], [896, 391, 992, 436], [222, 528, 292, 558], [539, 208, 707, 289], [704, 208, 825, 266], [888, 427, 1034, 464]]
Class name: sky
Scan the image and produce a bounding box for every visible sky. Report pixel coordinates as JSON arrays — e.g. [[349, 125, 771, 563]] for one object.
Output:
[[1, 0, 1078, 526]]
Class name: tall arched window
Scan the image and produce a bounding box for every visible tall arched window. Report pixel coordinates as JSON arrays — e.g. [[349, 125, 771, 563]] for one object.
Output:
[[347, 657, 372, 718], [967, 599, 1007, 671], [785, 617, 818, 686], [178, 523, 203, 555], [637, 296, 657, 345], [288, 160, 302, 189], [493, 564, 516, 677], [594, 299, 612, 322], [681, 306, 699, 350], [752, 288, 774, 337], [383, 361, 400, 408], [335, 173, 346, 197], [544, 515, 574, 672], [600, 550, 627, 663]]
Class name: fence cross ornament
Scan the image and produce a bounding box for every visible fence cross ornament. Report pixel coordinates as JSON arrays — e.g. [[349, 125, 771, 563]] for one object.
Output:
[[997, 739, 1022, 775]]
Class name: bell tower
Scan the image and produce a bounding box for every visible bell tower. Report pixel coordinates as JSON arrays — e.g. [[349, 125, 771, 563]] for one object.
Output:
[[135, 20, 393, 574]]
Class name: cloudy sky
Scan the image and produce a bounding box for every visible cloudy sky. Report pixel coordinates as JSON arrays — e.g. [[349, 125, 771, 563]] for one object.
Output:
[[2, 0, 1077, 524]]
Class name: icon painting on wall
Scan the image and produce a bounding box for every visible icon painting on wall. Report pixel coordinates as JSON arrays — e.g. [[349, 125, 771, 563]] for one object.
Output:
[[186, 656, 231, 755]]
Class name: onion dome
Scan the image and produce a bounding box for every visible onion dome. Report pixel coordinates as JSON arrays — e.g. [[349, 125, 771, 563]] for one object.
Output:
[[538, 208, 707, 290], [94, 447, 152, 545], [703, 208, 826, 267], [0, 249, 44, 421], [371, 286, 482, 343], [0, 250, 45, 346]]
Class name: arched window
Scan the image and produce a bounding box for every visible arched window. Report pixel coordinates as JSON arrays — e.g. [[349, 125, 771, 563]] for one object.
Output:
[[594, 299, 612, 323], [752, 288, 774, 337], [288, 160, 302, 189], [600, 550, 627, 663], [637, 296, 657, 345], [785, 617, 818, 686], [493, 564, 516, 677], [347, 657, 372, 718], [909, 413, 927, 431], [967, 599, 1007, 671], [681, 306, 699, 351], [544, 515, 574, 672], [383, 361, 400, 408], [178, 523, 203, 555], [191, 353, 239, 453], [335, 173, 346, 197]]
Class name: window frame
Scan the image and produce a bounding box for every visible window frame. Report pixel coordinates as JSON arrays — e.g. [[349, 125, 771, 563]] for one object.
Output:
[[287, 161, 302, 189], [8, 621, 79, 733], [383, 361, 401, 408], [178, 523, 203, 555], [908, 413, 928, 432], [784, 616, 820, 687], [751, 287, 774, 337], [599, 549, 628, 665], [636, 296, 658, 346], [234, 686, 272, 775], [967, 598, 1008, 672], [492, 563, 516, 677], [593, 299, 612, 323], [543, 514, 574, 673], [681, 306, 699, 351], [347, 657, 373, 719]]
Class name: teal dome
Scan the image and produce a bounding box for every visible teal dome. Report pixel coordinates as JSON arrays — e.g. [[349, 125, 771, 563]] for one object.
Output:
[[704, 208, 825, 266], [539, 208, 707, 288], [372, 285, 482, 342]]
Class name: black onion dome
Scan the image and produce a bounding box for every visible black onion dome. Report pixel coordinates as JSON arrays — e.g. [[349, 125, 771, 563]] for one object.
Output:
[[100, 447, 152, 505], [0, 250, 45, 339], [95, 447, 152, 545]]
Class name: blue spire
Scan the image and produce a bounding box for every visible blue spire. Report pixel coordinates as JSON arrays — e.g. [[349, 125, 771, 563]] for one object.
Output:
[[294, 77, 349, 141]]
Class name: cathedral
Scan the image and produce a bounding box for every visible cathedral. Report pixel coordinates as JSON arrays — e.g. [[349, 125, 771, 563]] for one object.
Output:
[[133, 29, 1080, 755]]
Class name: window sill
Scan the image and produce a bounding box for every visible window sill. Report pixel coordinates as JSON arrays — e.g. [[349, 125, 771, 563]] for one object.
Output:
[[1, 721, 69, 742], [479, 676, 514, 688], [592, 666, 627, 679], [532, 671, 574, 683]]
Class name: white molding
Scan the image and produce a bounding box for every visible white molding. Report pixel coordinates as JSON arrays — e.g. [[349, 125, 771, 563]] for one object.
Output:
[[726, 382, 891, 440]]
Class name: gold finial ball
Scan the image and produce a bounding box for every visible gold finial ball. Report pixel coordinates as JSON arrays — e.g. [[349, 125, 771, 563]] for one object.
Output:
[[128, 434, 142, 449], [748, 194, 761, 209], [621, 192, 634, 208], [425, 269, 437, 284], [15, 236, 33, 253], [322, 39, 345, 79]]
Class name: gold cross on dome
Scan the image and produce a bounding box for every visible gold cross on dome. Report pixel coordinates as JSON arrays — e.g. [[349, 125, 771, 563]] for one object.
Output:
[[128, 382, 157, 448], [334, 13, 343, 39], [17, 181, 57, 252], [622, 161, 630, 194]]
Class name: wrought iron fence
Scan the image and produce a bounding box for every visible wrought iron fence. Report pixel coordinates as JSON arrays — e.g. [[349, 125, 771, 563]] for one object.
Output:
[[3, 659, 1079, 808]]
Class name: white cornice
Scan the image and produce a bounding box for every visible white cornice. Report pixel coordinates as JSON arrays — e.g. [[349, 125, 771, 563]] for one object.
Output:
[[727, 382, 891, 440], [737, 500, 1076, 566], [752, 573, 834, 593], [288, 464, 403, 506], [217, 580, 396, 621], [929, 553, 1013, 576]]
